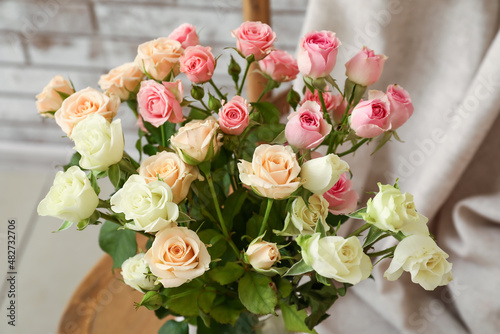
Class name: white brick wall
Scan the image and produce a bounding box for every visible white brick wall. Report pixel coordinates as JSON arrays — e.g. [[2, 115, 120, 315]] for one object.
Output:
[[0, 0, 307, 166]]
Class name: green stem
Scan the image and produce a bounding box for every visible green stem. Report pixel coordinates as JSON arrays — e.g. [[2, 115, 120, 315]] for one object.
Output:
[[190, 105, 211, 116], [200, 100, 211, 113], [98, 199, 111, 209], [317, 90, 333, 125], [367, 245, 396, 258], [337, 138, 369, 157], [209, 78, 224, 100], [255, 88, 267, 104], [160, 123, 166, 147], [100, 211, 154, 239], [259, 198, 274, 236], [347, 223, 370, 238], [118, 157, 138, 175], [236, 60, 252, 96], [206, 171, 241, 257]]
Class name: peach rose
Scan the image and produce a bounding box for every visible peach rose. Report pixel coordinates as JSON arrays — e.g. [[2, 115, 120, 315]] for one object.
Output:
[[246, 241, 280, 270], [134, 37, 184, 81], [98, 62, 143, 101], [170, 117, 223, 165], [231, 21, 276, 60], [145, 226, 211, 288], [138, 151, 203, 204], [36, 75, 75, 118], [168, 23, 200, 49], [55, 87, 120, 136], [238, 144, 301, 199]]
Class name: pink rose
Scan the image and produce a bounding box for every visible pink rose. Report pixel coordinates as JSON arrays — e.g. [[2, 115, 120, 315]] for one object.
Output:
[[323, 173, 359, 215], [137, 80, 184, 127], [345, 47, 387, 86], [258, 50, 299, 82], [168, 23, 200, 49], [301, 90, 345, 124], [297, 30, 341, 79], [179, 45, 215, 84], [218, 96, 249, 135], [285, 101, 332, 149], [231, 21, 276, 60], [386, 84, 414, 130], [350, 98, 391, 138]]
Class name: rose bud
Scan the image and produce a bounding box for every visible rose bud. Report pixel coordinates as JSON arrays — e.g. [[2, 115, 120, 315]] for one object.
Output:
[[219, 96, 250, 136], [285, 101, 332, 149], [258, 50, 299, 82], [231, 21, 276, 60], [121, 253, 156, 293], [386, 84, 414, 130], [134, 37, 184, 81], [98, 62, 143, 101], [323, 173, 359, 215], [36, 75, 75, 118], [297, 30, 341, 79], [246, 241, 280, 270], [300, 154, 349, 195], [345, 46, 387, 86], [350, 98, 391, 138], [137, 79, 184, 127], [168, 23, 200, 49], [180, 45, 215, 84]]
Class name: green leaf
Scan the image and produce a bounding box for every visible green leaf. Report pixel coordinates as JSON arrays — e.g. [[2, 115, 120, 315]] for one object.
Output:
[[284, 259, 313, 276], [286, 88, 301, 110], [158, 319, 188, 334], [222, 189, 248, 230], [238, 271, 277, 315], [298, 281, 339, 329], [108, 163, 121, 189], [277, 278, 293, 298], [62, 152, 81, 171], [55, 90, 71, 100], [363, 225, 385, 248], [371, 131, 393, 156], [346, 207, 367, 220], [209, 262, 245, 285], [177, 211, 195, 224], [163, 280, 204, 317], [198, 289, 216, 313], [52, 220, 73, 233], [254, 124, 285, 143], [198, 229, 227, 259], [89, 171, 100, 195], [210, 299, 244, 326], [76, 218, 90, 231], [270, 129, 287, 145], [251, 102, 280, 124], [189, 107, 209, 120], [315, 273, 331, 286], [98, 221, 137, 269], [279, 302, 316, 333]]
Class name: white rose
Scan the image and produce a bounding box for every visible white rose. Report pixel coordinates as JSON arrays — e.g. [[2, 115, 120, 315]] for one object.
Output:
[[121, 253, 156, 292], [71, 114, 124, 171], [300, 154, 349, 194], [246, 241, 280, 270], [170, 117, 223, 165], [278, 194, 330, 236], [37, 166, 99, 223], [384, 234, 453, 291], [297, 233, 372, 285], [110, 175, 179, 232], [363, 183, 421, 232], [145, 226, 211, 288]]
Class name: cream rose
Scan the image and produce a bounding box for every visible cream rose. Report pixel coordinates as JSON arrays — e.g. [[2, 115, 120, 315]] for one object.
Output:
[[297, 233, 372, 285], [71, 114, 124, 171], [134, 37, 184, 81], [246, 241, 280, 270], [55, 87, 120, 136], [138, 151, 203, 204], [36, 75, 75, 118], [238, 144, 301, 200], [110, 175, 179, 233], [98, 62, 143, 101], [384, 234, 453, 291], [170, 117, 223, 165], [363, 183, 421, 233], [121, 253, 157, 292], [278, 194, 330, 236], [37, 166, 98, 223], [145, 226, 211, 288], [300, 154, 349, 195]]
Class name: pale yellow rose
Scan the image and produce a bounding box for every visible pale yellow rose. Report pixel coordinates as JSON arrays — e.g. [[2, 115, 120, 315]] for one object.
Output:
[[278, 194, 330, 236], [121, 253, 156, 293], [134, 37, 184, 81], [55, 87, 120, 136], [36, 75, 75, 118], [145, 226, 211, 288], [246, 241, 280, 270], [138, 151, 203, 203], [98, 62, 143, 101], [238, 144, 301, 199], [300, 154, 349, 195], [170, 117, 223, 165], [384, 234, 453, 291]]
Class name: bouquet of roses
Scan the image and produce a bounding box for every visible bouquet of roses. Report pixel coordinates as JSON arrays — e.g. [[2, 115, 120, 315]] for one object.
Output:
[[36, 21, 453, 333]]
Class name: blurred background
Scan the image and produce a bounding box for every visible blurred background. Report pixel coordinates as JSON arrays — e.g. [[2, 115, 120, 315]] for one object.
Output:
[[0, 0, 306, 333]]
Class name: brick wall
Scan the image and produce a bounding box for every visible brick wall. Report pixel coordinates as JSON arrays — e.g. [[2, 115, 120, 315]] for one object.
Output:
[[0, 0, 307, 166]]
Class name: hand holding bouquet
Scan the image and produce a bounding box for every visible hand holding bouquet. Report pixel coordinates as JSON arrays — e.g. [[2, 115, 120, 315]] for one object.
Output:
[[37, 21, 452, 334]]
